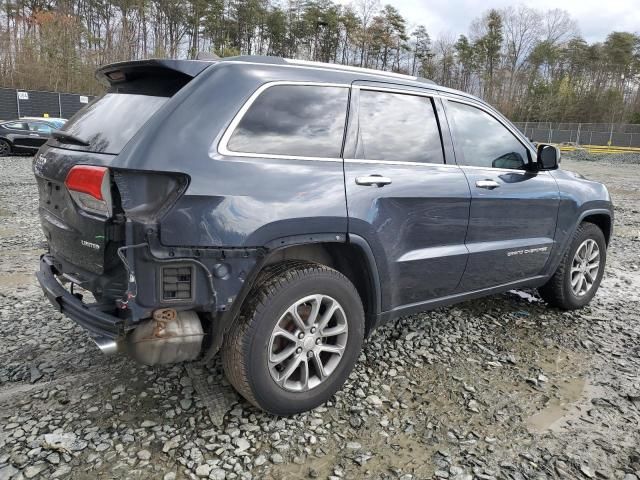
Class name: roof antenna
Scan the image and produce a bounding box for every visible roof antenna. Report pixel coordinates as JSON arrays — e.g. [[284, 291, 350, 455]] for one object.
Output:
[[196, 52, 221, 61]]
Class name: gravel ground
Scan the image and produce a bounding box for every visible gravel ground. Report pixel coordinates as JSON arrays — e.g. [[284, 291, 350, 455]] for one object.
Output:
[[0, 154, 639, 480]]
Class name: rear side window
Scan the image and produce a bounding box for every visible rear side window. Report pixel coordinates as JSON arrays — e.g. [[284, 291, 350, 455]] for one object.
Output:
[[447, 101, 529, 170], [4, 122, 26, 130], [60, 93, 169, 154], [226, 85, 348, 158], [356, 90, 444, 164]]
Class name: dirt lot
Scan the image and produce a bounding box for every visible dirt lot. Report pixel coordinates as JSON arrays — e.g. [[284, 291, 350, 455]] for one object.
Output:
[[0, 155, 639, 480]]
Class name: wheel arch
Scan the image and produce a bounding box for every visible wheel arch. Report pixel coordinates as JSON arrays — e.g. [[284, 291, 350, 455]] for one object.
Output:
[[203, 236, 382, 360], [580, 211, 612, 246], [261, 238, 381, 335]]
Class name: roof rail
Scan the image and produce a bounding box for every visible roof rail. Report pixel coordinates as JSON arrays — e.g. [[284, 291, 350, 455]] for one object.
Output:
[[284, 58, 435, 84], [222, 55, 436, 85]]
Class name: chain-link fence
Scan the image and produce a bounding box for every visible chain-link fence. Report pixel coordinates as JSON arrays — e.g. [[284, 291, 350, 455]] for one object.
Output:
[[513, 122, 640, 148]]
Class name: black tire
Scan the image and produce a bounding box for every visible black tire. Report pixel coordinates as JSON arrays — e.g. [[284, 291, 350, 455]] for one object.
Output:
[[0, 139, 11, 156], [538, 222, 607, 310], [222, 262, 364, 415]]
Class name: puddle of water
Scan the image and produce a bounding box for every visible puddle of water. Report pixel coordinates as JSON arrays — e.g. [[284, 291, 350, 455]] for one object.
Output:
[[526, 376, 587, 432], [269, 430, 435, 479], [363, 431, 436, 476], [268, 451, 336, 480]]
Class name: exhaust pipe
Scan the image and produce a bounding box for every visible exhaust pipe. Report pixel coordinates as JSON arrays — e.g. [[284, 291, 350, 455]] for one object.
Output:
[[93, 336, 119, 355]]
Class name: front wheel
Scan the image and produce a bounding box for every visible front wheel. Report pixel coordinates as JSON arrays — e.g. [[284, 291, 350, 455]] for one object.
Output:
[[538, 222, 607, 310], [222, 262, 364, 415]]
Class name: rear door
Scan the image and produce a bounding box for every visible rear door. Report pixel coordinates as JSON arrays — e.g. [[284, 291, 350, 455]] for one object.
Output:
[[443, 98, 560, 291], [344, 84, 470, 311]]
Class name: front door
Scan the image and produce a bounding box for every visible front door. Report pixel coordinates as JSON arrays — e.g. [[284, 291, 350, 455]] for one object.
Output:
[[443, 99, 560, 291], [344, 84, 471, 312]]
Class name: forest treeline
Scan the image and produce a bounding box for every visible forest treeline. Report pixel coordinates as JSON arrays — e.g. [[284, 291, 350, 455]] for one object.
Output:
[[1, 0, 639, 123]]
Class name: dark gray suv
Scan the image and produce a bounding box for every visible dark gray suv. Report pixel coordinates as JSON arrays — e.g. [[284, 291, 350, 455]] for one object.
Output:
[[34, 56, 613, 415]]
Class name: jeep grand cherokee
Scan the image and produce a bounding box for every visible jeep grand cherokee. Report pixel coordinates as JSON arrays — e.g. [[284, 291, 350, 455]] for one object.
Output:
[[34, 56, 613, 415]]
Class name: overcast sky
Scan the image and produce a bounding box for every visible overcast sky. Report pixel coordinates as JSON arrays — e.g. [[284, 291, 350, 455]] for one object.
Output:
[[335, 0, 639, 43]]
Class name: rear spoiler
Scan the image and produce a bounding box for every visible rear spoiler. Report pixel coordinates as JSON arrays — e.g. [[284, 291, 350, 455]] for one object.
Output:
[[96, 59, 216, 93]]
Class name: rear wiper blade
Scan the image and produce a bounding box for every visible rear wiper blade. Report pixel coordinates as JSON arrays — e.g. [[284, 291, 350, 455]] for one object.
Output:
[[51, 130, 90, 146]]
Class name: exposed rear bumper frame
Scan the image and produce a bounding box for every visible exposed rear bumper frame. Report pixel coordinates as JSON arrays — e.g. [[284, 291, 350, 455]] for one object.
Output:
[[36, 254, 126, 340]]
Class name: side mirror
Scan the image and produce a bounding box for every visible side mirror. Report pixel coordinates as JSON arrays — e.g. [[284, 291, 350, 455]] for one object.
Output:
[[537, 144, 560, 170]]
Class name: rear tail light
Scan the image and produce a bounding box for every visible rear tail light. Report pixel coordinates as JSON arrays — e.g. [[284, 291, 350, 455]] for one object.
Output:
[[65, 165, 112, 216]]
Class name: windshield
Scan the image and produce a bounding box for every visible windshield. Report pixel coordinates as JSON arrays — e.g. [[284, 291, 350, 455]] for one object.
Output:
[[59, 93, 169, 154]]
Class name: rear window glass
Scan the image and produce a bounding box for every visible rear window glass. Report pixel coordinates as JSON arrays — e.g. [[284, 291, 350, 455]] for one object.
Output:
[[59, 93, 168, 154], [226, 85, 348, 158]]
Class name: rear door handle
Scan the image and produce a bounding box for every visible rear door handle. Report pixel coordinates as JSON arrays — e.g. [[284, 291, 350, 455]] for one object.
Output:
[[355, 175, 392, 187], [475, 179, 499, 189]]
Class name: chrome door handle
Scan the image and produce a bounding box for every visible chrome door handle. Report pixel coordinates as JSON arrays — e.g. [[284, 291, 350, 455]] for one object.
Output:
[[29, 133, 40, 137], [355, 175, 392, 187], [475, 179, 499, 189]]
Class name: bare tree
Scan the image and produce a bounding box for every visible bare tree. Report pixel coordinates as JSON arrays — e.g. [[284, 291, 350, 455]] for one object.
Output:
[[354, 0, 379, 67], [543, 8, 579, 46], [501, 5, 541, 111]]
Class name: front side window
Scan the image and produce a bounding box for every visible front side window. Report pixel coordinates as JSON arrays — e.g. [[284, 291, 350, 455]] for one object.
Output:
[[227, 85, 349, 158], [447, 101, 529, 170], [357, 90, 444, 164]]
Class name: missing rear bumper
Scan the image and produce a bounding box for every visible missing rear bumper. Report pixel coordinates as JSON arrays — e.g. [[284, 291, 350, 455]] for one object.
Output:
[[36, 254, 126, 340]]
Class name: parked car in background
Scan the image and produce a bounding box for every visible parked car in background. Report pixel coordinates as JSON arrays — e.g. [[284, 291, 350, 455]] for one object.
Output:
[[0, 118, 65, 156], [34, 57, 613, 415]]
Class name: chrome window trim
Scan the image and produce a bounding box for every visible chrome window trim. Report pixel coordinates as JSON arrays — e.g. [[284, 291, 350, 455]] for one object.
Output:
[[343, 159, 543, 174], [461, 164, 549, 174], [344, 158, 460, 168], [217, 81, 351, 162], [216, 78, 537, 174], [353, 84, 441, 98]]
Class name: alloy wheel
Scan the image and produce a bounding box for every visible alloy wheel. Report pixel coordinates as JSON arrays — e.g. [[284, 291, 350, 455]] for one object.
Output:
[[570, 238, 600, 297], [268, 294, 348, 392]]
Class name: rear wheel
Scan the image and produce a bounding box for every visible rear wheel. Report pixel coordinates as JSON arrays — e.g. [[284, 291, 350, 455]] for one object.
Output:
[[222, 262, 364, 415], [538, 222, 606, 310], [0, 139, 11, 156]]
